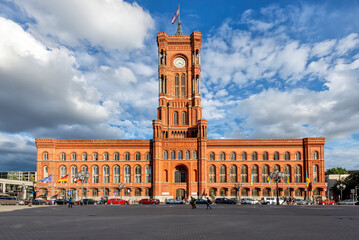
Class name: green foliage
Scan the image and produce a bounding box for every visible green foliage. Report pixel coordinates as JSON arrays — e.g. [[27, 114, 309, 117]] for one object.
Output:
[[331, 172, 359, 200], [325, 167, 348, 175]]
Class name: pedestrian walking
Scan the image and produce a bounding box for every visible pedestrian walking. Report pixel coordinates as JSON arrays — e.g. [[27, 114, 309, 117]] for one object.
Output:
[[68, 197, 73, 208], [206, 197, 212, 210]]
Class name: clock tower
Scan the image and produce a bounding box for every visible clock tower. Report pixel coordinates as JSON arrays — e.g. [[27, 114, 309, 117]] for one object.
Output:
[[152, 29, 208, 199]]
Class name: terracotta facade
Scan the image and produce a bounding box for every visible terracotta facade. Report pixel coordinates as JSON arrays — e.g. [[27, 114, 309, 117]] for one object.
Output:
[[36, 30, 326, 201]]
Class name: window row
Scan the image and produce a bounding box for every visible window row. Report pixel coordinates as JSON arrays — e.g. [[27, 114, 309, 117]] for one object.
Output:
[[208, 151, 320, 161], [55, 165, 152, 184], [43, 152, 151, 161], [207, 164, 320, 183], [163, 150, 197, 160]]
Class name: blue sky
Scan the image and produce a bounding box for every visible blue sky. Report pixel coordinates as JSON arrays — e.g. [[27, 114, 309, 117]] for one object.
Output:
[[1, 0, 359, 171]]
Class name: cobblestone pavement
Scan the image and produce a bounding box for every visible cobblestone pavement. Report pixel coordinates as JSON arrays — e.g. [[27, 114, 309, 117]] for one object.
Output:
[[0, 204, 358, 240]]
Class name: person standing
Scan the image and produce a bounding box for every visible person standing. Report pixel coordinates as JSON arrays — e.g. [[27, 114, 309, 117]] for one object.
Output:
[[68, 197, 73, 208], [206, 197, 212, 210]]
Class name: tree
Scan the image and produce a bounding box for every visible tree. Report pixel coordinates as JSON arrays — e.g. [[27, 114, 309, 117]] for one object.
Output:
[[330, 172, 359, 200], [325, 167, 348, 175]]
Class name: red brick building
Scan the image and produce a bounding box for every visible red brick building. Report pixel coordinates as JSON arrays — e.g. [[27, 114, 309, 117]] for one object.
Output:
[[36, 29, 326, 201]]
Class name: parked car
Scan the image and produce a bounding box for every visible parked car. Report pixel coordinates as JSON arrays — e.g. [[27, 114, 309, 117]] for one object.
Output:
[[55, 199, 68, 205], [241, 198, 260, 205], [294, 199, 314, 205], [79, 199, 97, 205], [215, 198, 236, 204], [195, 198, 212, 204], [338, 199, 359, 205], [139, 199, 159, 204], [97, 197, 108, 205], [32, 199, 47, 205], [319, 199, 335, 205], [107, 198, 129, 205], [0, 196, 18, 205], [165, 199, 185, 204]]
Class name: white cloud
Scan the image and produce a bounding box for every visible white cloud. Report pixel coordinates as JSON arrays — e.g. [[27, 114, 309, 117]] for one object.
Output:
[[14, 0, 155, 50], [0, 17, 108, 132]]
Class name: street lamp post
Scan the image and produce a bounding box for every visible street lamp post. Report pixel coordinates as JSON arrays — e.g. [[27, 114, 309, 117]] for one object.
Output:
[[118, 183, 125, 199], [74, 170, 90, 204], [269, 171, 285, 206], [234, 183, 242, 204], [337, 183, 346, 201]]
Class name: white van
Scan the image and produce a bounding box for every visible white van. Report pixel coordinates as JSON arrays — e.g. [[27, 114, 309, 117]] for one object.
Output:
[[264, 197, 284, 205]]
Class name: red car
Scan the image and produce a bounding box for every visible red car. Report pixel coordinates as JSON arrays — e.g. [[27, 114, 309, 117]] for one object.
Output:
[[319, 199, 335, 205], [107, 198, 129, 205], [139, 199, 159, 204]]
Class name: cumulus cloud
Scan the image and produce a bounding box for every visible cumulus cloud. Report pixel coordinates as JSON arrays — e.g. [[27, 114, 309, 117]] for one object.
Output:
[[0, 17, 108, 132], [14, 0, 155, 50]]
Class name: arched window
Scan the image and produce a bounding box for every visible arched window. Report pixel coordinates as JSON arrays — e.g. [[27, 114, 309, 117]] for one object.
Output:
[[135, 165, 141, 183], [192, 151, 197, 160], [241, 165, 248, 182], [71, 165, 77, 183], [313, 165, 318, 182], [181, 74, 185, 97], [209, 152, 215, 160], [171, 151, 175, 160], [114, 165, 120, 183], [82, 153, 87, 161], [61, 153, 66, 161], [252, 152, 257, 160], [219, 165, 226, 183], [284, 165, 291, 183], [145, 165, 152, 183], [174, 167, 186, 183], [262, 165, 269, 183], [44, 166, 48, 178], [185, 151, 190, 160], [103, 152, 109, 161], [220, 152, 225, 160], [178, 150, 183, 160], [295, 152, 301, 160], [231, 152, 236, 160], [93, 152, 98, 161], [230, 165, 237, 183], [263, 152, 268, 160], [114, 152, 119, 161], [294, 165, 302, 183], [125, 152, 130, 161], [134, 152, 140, 161], [163, 150, 168, 160], [273, 152, 279, 160], [71, 153, 76, 161], [43, 152, 48, 161], [182, 112, 187, 125], [209, 165, 216, 183], [175, 74, 179, 96], [174, 112, 178, 125], [81, 165, 88, 173], [124, 165, 131, 183], [273, 165, 280, 172], [251, 165, 258, 183], [60, 165, 67, 178], [135, 188, 141, 196], [146, 153, 151, 161], [284, 152, 290, 160], [241, 152, 247, 160], [92, 166, 99, 183], [103, 165, 109, 183], [313, 151, 318, 160]]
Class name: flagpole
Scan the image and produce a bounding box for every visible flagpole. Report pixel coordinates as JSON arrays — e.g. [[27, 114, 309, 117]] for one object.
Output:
[[178, 4, 180, 23]]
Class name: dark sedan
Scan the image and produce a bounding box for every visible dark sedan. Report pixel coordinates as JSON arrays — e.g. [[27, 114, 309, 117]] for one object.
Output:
[[32, 199, 47, 205], [55, 199, 68, 205], [195, 199, 212, 204], [215, 198, 236, 204]]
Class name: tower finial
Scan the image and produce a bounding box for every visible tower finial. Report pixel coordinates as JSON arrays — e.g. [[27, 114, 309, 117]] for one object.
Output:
[[174, 4, 182, 35]]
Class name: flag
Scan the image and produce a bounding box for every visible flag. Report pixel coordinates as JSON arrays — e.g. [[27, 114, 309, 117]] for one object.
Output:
[[250, 174, 253, 186], [268, 176, 271, 186], [74, 178, 81, 183], [287, 174, 290, 184], [306, 173, 310, 187], [171, 7, 180, 24], [38, 174, 52, 183], [57, 175, 68, 183]]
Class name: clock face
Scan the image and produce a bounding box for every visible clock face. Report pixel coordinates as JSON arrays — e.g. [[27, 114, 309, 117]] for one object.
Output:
[[173, 57, 185, 68]]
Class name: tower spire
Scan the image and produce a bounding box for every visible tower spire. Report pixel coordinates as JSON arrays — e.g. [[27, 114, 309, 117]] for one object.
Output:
[[175, 4, 183, 35]]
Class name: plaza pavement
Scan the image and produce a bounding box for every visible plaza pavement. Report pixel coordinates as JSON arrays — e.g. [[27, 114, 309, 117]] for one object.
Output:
[[0, 204, 358, 240]]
